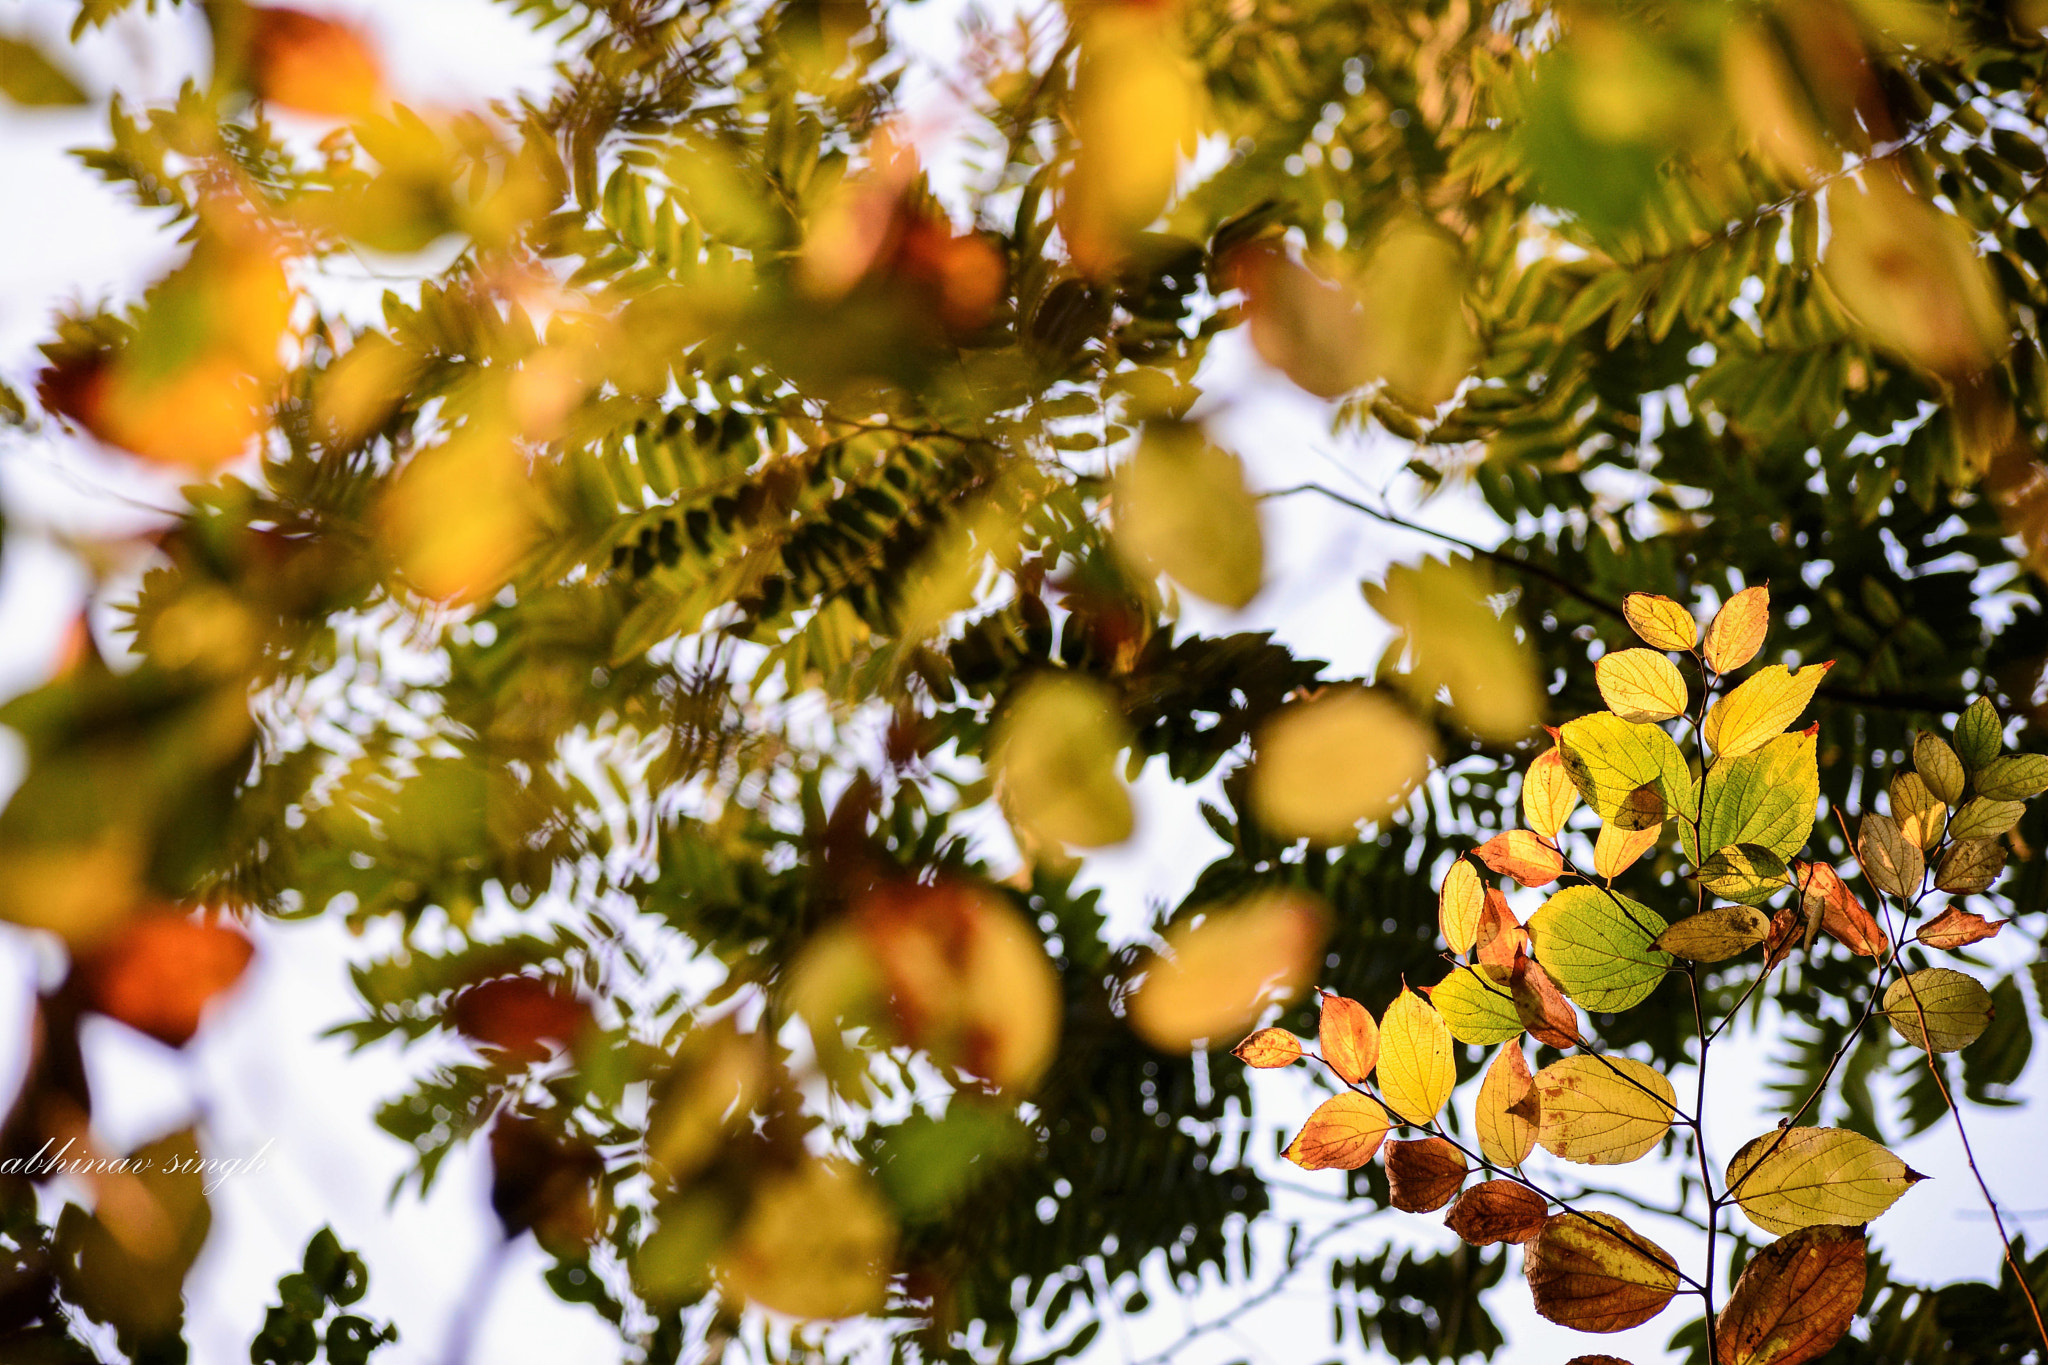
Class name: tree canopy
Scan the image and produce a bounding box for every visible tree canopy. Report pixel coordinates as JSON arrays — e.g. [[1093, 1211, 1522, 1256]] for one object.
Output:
[[4, 0, 2048, 1362]]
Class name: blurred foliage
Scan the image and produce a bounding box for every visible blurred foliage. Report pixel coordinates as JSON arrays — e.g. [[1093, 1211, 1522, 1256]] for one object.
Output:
[[2, 0, 2048, 1361]]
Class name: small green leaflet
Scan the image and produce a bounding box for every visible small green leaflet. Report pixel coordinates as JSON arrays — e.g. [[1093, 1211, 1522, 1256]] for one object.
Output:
[[1428, 964, 1523, 1045]]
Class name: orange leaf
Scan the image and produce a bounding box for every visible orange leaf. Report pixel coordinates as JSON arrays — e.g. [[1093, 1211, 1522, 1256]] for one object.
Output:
[[1476, 1042, 1538, 1168], [1915, 906, 2006, 950], [1763, 902, 1800, 971], [1475, 830, 1564, 887], [1127, 892, 1327, 1053], [451, 976, 591, 1062], [1283, 1092, 1393, 1170], [1317, 992, 1379, 1085], [1525, 1212, 1681, 1333], [1444, 1179, 1548, 1246], [1511, 955, 1582, 1049], [1595, 819, 1661, 879], [1714, 1225, 1866, 1365], [77, 914, 255, 1048], [1231, 1028, 1303, 1068], [1703, 585, 1769, 673], [1474, 888, 1528, 972], [248, 7, 385, 119], [1440, 856, 1485, 955], [1385, 1136, 1468, 1212], [1793, 861, 1885, 958]]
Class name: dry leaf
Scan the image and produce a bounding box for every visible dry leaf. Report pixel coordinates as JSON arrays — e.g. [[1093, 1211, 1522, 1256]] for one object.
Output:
[[1317, 992, 1380, 1085], [1525, 1212, 1681, 1333], [1915, 906, 2007, 950], [1444, 1179, 1548, 1246], [1385, 1136, 1468, 1213], [1714, 1225, 1867, 1365], [1476, 1042, 1538, 1168]]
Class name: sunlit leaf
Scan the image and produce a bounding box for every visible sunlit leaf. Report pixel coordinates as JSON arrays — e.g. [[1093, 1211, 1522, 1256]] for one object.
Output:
[[53, 1130, 213, 1337], [1916, 905, 2006, 950], [1881, 967, 1993, 1053], [1526, 1056, 1677, 1166], [1791, 861, 1884, 957], [0, 33, 88, 106], [1594, 819, 1661, 880], [1127, 892, 1327, 1052], [1726, 1127, 1924, 1235], [1950, 797, 2024, 841], [718, 1157, 894, 1319], [1652, 905, 1770, 963], [1440, 856, 1485, 955], [1379, 987, 1455, 1125], [1427, 963, 1522, 1045], [1283, 1091, 1394, 1170], [1112, 425, 1264, 610], [1249, 689, 1436, 842], [1913, 732, 1966, 805], [1317, 992, 1379, 1085], [1702, 586, 1770, 674], [76, 912, 254, 1048], [1474, 886, 1529, 973], [1524, 1211, 1681, 1333], [995, 673, 1135, 850], [1511, 955, 1582, 1049], [1365, 557, 1539, 742], [1231, 1027, 1303, 1068], [1973, 753, 2048, 801], [1594, 649, 1688, 724], [1556, 713, 1693, 830], [1474, 829, 1564, 888], [1888, 772, 1945, 851], [1714, 1226, 1866, 1365], [1477, 1042, 1538, 1168], [1526, 885, 1671, 1013], [448, 975, 590, 1063], [1385, 1136, 1468, 1212], [1523, 747, 1581, 839], [1354, 219, 1480, 409], [1690, 729, 1819, 865], [1855, 812, 1922, 899], [244, 6, 386, 119], [1702, 664, 1829, 760], [1622, 593, 1695, 652], [1444, 1180, 1547, 1246]]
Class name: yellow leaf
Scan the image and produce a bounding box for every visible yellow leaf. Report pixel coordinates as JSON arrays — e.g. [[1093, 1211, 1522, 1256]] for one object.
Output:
[[1283, 1092, 1394, 1170], [1824, 176, 2007, 377], [1379, 987, 1455, 1125], [1887, 771, 1945, 851], [1702, 664, 1830, 759], [995, 673, 1135, 850], [1622, 592, 1697, 652], [1703, 586, 1770, 673], [1726, 1127, 1925, 1235], [1230, 1028, 1302, 1068], [1250, 689, 1437, 842], [719, 1157, 895, 1320], [1652, 905, 1770, 962], [1881, 967, 1994, 1052], [1594, 819, 1661, 880], [1524, 1211, 1681, 1333], [1355, 219, 1480, 409], [1856, 813, 1922, 900], [1126, 893, 1328, 1051], [1318, 992, 1379, 1085], [1112, 425, 1265, 610], [1476, 1042, 1537, 1168], [1527, 1056, 1677, 1165], [1523, 748, 1580, 839], [1594, 649, 1689, 724], [1474, 829, 1564, 887], [1365, 557, 1540, 742], [1439, 856, 1485, 955], [1913, 731, 1966, 805], [1715, 1225, 1867, 1365]]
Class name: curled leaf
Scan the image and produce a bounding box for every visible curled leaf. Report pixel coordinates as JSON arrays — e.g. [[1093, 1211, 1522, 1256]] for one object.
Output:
[[1882, 967, 1993, 1052], [1524, 1211, 1681, 1333], [1915, 906, 2006, 951], [1702, 586, 1770, 674], [1474, 888, 1529, 973], [1385, 1136, 1468, 1212], [1595, 649, 1688, 724], [1317, 992, 1379, 1085], [1792, 861, 1884, 958], [1476, 1041, 1539, 1169], [1622, 592, 1696, 652], [1510, 955, 1582, 1049], [1283, 1092, 1394, 1170], [1444, 1180, 1548, 1246]]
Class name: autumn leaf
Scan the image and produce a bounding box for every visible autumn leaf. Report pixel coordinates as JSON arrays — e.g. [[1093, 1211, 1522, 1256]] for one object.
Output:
[[1379, 987, 1455, 1125], [1792, 861, 1884, 957], [718, 1156, 894, 1319], [1556, 713, 1694, 829], [1825, 176, 2007, 376], [1231, 1028, 1302, 1068], [1440, 856, 1485, 955], [1511, 955, 1582, 1049], [1726, 1127, 1925, 1235], [449, 975, 591, 1063], [1762, 902, 1801, 972], [1474, 887, 1529, 973], [76, 914, 255, 1048], [1594, 820, 1661, 880], [1444, 1180, 1547, 1246], [1385, 1136, 1468, 1212], [1915, 905, 2006, 950], [1524, 747, 1581, 838], [1888, 771, 1946, 851], [1318, 992, 1379, 1085], [1594, 649, 1688, 724], [1856, 813, 1922, 899], [1283, 1092, 1394, 1170], [1127, 893, 1327, 1052], [1715, 1226, 1867, 1365], [1913, 731, 1966, 805], [1474, 829, 1564, 887], [1112, 425, 1265, 610], [1428, 963, 1523, 1045], [1526, 886, 1672, 1013], [245, 6, 386, 119], [1702, 663, 1830, 760], [1622, 592, 1696, 652], [1689, 729, 1819, 865], [1881, 968, 1994, 1052], [1702, 586, 1770, 673], [1251, 689, 1437, 842], [1525, 1212, 1681, 1333], [1974, 752, 2048, 801], [1934, 839, 2008, 895], [1526, 1056, 1677, 1165], [1476, 1042, 1539, 1168], [995, 673, 1135, 850], [1950, 797, 2024, 841], [1652, 905, 1770, 963], [1698, 844, 1790, 906]]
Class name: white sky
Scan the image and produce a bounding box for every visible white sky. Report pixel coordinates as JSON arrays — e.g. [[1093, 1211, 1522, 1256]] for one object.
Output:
[[0, 2, 2044, 1364]]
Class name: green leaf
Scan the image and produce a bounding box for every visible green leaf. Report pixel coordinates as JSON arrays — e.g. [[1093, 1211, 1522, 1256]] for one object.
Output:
[[1556, 712, 1694, 829], [1698, 844, 1789, 906], [1953, 697, 2002, 770], [1882, 967, 1994, 1053], [1526, 885, 1672, 1013], [1726, 1126, 1925, 1235], [1427, 963, 1524, 1045], [1949, 797, 2023, 841], [1972, 753, 2048, 801], [1688, 730, 1819, 865]]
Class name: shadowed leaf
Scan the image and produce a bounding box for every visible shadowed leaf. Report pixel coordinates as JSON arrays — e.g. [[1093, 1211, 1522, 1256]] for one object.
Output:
[[1525, 1211, 1680, 1333]]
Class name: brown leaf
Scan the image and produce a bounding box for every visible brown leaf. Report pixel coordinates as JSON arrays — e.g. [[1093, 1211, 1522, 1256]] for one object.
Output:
[[489, 1113, 604, 1256], [1231, 1028, 1302, 1068], [1793, 861, 1885, 958], [1385, 1136, 1468, 1213], [1934, 838, 2008, 895], [1510, 954, 1582, 1049], [1318, 992, 1379, 1085], [1915, 906, 2007, 951], [1763, 902, 1800, 971], [1525, 1211, 1682, 1333], [1475, 888, 1529, 973], [450, 975, 591, 1063], [1443, 1179, 1547, 1245], [1715, 1225, 1866, 1365], [76, 914, 255, 1049], [1283, 1092, 1393, 1170], [1475, 830, 1564, 887]]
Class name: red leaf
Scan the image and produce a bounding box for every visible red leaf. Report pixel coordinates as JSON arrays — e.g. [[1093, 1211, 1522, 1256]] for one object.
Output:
[[77, 914, 255, 1048]]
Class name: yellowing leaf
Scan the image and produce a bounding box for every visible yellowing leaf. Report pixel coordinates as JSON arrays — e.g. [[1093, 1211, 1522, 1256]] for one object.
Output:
[[1934, 838, 2007, 895], [1888, 771, 1945, 851], [719, 1157, 894, 1319], [1250, 689, 1436, 842], [1444, 1180, 1548, 1246], [1974, 753, 2048, 801], [1652, 905, 1770, 962], [1715, 1226, 1867, 1365], [1524, 1212, 1681, 1333], [1379, 987, 1455, 1125], [1529, 1056, 1677, 1165], [1793, 861, 1885, 958], [1881, 967, 1993, 1052], [1385, 1136, 1469, 1212], [1690, 729, 1819, 865], [1365, 557, 1539, 743], [1523, 748, 1581, 839], [1595, 819, 1661, 880], [1557, 713, 1694, 829], [1950, 797, 2024, 841], [1622, 592, 1696, 652], [1440, 856, 1485, 955], [1474, 829, 1564, 887], [1824, 177, 2006, 377], [1915, 905, 2006, 950], [1526, 886, 1672, 1013], [1726, 1127, 1924, 1235], [1477, 1043, 1538, 1168], [1703, 586, 1770, 673], [1283, 1092, 1394, 1170], [1318, 992, 1379, 1085], [1126, 893, 1328, 1051], [994, 673, 1135, 850], [1112, 425, 1264, 610], [1355, 219, 1481, 409], [1856, 813, 1922, 899], [1698, 844, 1790, 906], [1428, 963, 1522, 1045], [1702, 664, 1830, 759], [1913, 732, 1966, 805], [1473, 887, 1529, 972], [1595, 649, 1688, 724], [1231, 1028, 1302, 1068]]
